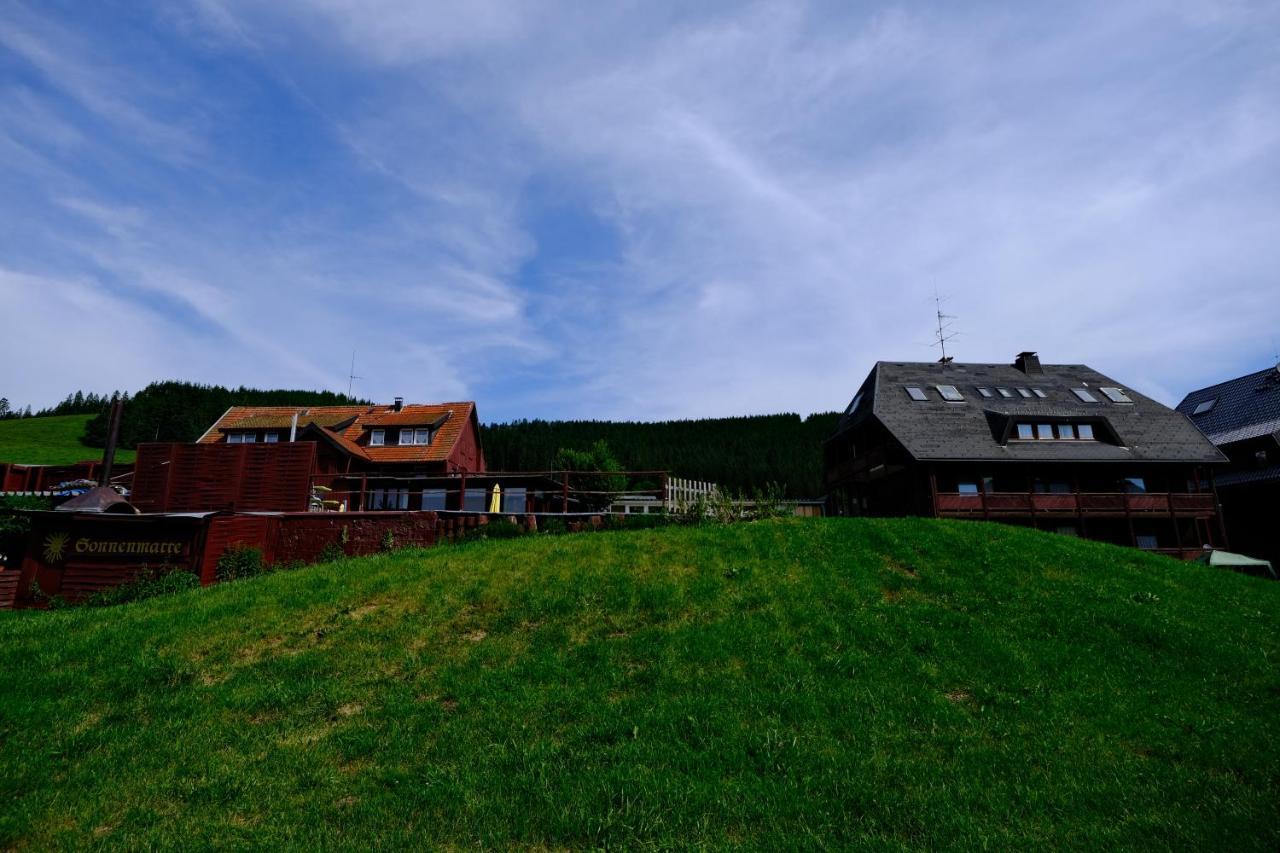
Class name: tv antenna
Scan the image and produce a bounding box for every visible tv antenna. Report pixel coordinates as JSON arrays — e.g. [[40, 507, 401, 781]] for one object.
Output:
[[932, 288, 959, 363], [347, 351, 363, 398]]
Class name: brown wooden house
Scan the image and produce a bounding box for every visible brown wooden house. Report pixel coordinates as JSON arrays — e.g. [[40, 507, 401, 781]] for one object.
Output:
[[825, 352, 1227, 558], [132, 398, 500, 513]]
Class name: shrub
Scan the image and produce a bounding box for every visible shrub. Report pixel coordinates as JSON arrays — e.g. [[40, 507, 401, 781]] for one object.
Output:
[[215, 546, 266, 583], [85, 569, 199, 607], [380, 530, 396, 552], [317, 543, 345, 563], [454, 519, 525, 544]]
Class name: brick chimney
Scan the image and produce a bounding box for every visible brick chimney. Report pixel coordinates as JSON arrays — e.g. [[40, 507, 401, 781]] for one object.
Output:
[[1014, 351, 1043, 374]]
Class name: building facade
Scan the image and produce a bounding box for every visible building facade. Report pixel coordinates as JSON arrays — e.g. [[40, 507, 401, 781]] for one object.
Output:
[[825, 353, 1226, 557], [1176, 366, 1280, 566]]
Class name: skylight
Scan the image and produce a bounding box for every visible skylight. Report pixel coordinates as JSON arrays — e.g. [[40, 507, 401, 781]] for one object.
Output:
[[1100, 387, 1133, 403], [1192, 398, 1217, 415], [977, 387, 994, 398], [905, 386, 928, 401], [997, 388, 1014, 398], [936, 385, 964, 402], [845, 392, 863, 414], [1072, 388, 1099, 403], [1032, 389, 1047, 399], [1017, 388, 1033, 398]]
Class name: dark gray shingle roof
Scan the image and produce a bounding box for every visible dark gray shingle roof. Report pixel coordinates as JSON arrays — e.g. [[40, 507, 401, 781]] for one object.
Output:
[[837, 360, 1225, 464], [1175, 366, 1280, 446]]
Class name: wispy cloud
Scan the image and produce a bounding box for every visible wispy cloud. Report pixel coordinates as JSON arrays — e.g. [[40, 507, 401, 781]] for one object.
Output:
[[1, 0, 1277, 417]]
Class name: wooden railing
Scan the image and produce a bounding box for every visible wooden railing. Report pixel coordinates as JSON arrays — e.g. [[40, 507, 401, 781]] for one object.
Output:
[[936, 491, 1216, 516]]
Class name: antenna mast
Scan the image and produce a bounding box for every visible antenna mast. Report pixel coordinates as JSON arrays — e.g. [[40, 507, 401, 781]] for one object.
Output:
[[347, 351, 363, 398], [932, 288, 959, 363]]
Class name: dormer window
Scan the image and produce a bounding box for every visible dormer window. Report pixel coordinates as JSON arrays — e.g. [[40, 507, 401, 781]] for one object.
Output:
[[369, 429, 385, 447], [263, 432, 279, 443], [227, 431, 256, 444], [413, 428, 431, 445], [1012, 421, 1099, 441], [398, 428, 414, 446]]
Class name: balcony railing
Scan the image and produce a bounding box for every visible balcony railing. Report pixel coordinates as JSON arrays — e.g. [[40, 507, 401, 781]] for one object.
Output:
[[935, 491, 1216, 516]]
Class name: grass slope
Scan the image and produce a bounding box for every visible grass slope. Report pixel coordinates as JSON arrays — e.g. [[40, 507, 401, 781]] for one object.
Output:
[[0, 414, 133, 466], [0, 519, 1277, 849]]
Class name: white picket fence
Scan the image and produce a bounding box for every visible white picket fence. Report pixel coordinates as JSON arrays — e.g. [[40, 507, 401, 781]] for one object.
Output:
[[611, 476, 719, 515]]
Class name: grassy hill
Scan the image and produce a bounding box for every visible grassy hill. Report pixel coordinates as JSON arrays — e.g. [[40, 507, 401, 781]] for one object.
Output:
[[1, 519, 1276, 848], [0, 414, 134, 466]]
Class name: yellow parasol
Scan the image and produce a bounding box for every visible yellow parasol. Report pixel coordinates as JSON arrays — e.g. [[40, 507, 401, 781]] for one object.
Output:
[[488, 483, 502, 513]]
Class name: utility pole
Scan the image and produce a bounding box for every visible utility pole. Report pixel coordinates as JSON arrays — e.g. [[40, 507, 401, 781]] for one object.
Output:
[[99, 396, 124, 487]]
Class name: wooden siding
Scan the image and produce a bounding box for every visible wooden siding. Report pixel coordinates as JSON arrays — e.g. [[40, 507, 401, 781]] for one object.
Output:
[[132, 443, 317, 513]]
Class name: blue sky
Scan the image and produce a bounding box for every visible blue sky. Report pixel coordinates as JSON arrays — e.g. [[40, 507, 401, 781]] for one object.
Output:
[[1, 0, 1278, 421]]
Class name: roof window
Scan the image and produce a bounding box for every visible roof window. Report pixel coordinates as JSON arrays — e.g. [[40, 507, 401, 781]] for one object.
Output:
[[1012, 421, 1098, 441], [936, 385, 964, 402], [976, 387, 994, 398], [1032, 389, 1047, 399], [905, 386, 928, 401], [1072, 388, 1099, 403], [1016, 388, 1033, 398], [1100, 387, 1133, 403], [1192, 398, 1216, 415], [997, 388, 1014, 398]]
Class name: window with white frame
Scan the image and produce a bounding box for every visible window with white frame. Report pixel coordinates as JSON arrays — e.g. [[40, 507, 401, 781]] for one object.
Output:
[[264, 432, 279, 443], [413, 428, 431, 445], [398, 428, 414, 446], [369, 429, 385, 446]]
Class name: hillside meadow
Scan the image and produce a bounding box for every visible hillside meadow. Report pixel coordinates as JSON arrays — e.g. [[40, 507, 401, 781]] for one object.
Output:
[[0, 415, 133, 466], [0, 518, 1276, 848]]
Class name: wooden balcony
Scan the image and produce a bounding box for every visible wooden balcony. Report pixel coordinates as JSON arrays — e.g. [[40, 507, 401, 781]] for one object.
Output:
[[935, 491, 1216, 518]]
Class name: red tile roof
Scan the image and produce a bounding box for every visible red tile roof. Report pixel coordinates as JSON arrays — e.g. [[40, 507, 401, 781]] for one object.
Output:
[[199, 403, 476, 465]]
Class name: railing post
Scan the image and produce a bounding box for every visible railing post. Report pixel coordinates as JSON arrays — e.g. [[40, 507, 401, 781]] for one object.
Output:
[[561, 471, 570, 514]]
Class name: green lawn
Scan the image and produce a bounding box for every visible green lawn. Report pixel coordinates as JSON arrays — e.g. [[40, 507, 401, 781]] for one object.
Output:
[[0, 414, 133, 466], [0, 519, 1276, 848]]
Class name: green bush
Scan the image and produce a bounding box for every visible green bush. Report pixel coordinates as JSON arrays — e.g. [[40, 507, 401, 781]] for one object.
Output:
[[0, 496, 51, 569], [215, 546, 267, 583], [84, 569, 199, 607], [317, 543, 345, 563], [454, 519, 525, 544]]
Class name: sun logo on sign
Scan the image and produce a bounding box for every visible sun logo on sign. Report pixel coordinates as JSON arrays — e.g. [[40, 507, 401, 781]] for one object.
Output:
[[42, 531, 70, 564]]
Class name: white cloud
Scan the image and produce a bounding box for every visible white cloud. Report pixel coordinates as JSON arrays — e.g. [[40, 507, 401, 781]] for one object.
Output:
[[2, 0, 1278, 419]]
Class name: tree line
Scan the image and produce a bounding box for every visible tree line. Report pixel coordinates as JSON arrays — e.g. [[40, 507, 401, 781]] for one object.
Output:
[[16, 382, 841, 497], [0, 391, 126, 420], [81, 381, 367, 448], [481, 413, 840, 498]]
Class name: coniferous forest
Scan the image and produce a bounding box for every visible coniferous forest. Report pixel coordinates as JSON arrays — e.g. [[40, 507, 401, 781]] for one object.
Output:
[[15, 382, 839, 498], [481, 414, 840, 498]]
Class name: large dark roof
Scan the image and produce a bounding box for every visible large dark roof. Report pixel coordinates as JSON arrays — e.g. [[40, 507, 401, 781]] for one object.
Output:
[[1175, 366, 1280, 446], [835, 360, 1225, 464]]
